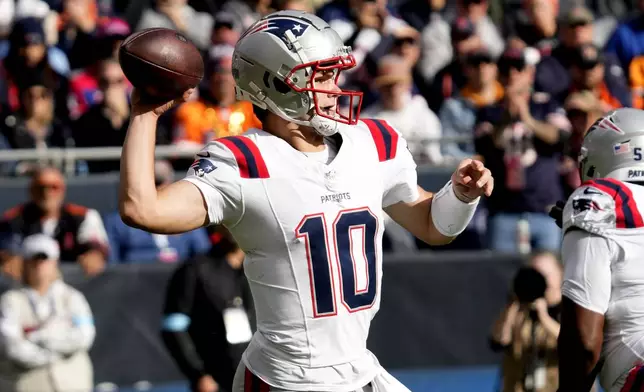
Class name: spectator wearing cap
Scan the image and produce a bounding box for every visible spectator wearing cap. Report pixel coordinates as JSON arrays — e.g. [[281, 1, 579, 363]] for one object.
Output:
[[534, 6, 627, 106], [71, 58, 131, 173], [567, 44, 631, 111], [397, 0, 452, 85], [439, 49, 503, 160], [428, 16, 485, 112], [0, 167, 109, 276], [173, 46, 261, 148], [68, 17, 132, 120], [455, 0, 505, 59], [475, 47, 570, 253], [0, 17, 70, 123], [104, 160, 211, 264], [0, 234, 95, 392], [560, 91, 604, 196], [0, 72, 72, 176], [362, 54, 443, 164], [506, 0, 558, 56], [136, 0, 214, 51]]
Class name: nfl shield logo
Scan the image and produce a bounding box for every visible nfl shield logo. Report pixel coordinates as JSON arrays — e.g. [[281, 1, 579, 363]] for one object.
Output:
[[190, 159, 217, 177]]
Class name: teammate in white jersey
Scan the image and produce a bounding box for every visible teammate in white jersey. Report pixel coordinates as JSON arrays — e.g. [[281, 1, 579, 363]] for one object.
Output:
[[557, 108, 644, 392], [118, 10, 494, 392]]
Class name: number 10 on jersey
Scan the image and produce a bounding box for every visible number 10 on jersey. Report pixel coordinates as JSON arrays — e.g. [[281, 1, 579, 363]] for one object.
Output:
[[296, 208, 379, 318]]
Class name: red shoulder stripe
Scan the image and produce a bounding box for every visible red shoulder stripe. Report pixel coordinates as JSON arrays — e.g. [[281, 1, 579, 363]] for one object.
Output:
[[361, 119, 399, 161], [584, 179, 644, 228], [217, 136, 269, 179]]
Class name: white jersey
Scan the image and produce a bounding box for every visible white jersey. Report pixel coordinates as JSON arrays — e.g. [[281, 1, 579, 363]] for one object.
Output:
[[561, 179, 644, 392], [182, 119, 419, 391]]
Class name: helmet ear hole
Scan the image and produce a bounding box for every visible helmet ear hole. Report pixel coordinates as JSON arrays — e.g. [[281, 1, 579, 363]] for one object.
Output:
[[587, 165, 596, 178], [273, 77, 292, 94]]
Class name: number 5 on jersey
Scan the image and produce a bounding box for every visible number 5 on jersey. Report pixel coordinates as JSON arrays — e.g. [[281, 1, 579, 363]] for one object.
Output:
[[296, 208, 378, 318]]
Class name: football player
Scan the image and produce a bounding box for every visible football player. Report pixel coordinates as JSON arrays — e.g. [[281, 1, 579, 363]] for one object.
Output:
[[119, 10, 494, 392], [557, 108, 644, 392]]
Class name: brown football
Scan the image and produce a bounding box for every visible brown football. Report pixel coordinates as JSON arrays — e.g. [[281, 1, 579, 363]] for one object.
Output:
[[118, 28, 204, 99]]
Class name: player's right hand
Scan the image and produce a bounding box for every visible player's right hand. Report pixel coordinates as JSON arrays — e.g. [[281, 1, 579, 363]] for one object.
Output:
[[130, 88, 195, 118]]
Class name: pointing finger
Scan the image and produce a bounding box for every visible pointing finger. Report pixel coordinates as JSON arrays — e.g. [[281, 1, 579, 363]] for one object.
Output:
[[469, 160, 485, 172]]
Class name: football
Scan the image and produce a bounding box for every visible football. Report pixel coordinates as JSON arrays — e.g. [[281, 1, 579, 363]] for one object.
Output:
[[118, 28, 204, 99]]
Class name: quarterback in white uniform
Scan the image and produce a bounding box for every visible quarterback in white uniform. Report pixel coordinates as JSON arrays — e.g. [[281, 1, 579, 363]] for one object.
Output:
[[558, 108, 644, 392], [118, 10, 494, 392]]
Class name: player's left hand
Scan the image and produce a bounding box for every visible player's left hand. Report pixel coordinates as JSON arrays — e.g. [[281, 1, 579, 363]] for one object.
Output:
[[451, 159, 494, 203]]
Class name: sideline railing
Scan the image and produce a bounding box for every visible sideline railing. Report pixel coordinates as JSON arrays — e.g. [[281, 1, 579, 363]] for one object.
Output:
[[0, 135, 473, 175]]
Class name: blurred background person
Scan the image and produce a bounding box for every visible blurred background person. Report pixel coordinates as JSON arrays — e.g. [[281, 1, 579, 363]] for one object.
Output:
[[0, 234, 95, 392], [475, 47, 569, 253], [560, 91, 605, 197], [71, 58, 130, 173], [604, 0, 644, 74], [362, 54, 443, 165], [398, 0, 451, 87], [506, 0, 558, 56], [534, 5, 598, 105], [210, 12, 242, 47], [0, 17, 70, 126], [490, 251, 563, 392], [316, 0, 416, 73], [161, 225, 253, 392], [0, 167, 108, 276], [67, 17, 131, 120], [104, 160, 211, 264], [455, 0, 504, 59], [0, 72, 72, 176], [440, 48, 503, 161], [55, 0, 106, 70], [136, 0, 214, 51], [273, 0, 313, 12], [567, 44, 631, 111], [219, 0, 273, 31], [429, 16, 486, 113], [172, 45, 261, 149]]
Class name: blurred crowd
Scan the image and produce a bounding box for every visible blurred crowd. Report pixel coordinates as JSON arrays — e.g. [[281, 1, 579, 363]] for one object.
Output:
[[0, 0, 642, 242], [0, 0, 643, 253]]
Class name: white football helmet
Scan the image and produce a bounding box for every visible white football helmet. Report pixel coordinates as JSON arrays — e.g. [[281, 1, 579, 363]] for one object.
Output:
[[232, 10, 363, 136], [580, 108, 644, 182]]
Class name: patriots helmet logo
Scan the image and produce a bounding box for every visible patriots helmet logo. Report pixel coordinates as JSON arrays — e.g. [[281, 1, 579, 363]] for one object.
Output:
[[190, 159, 216, 177], [241, 17, 310, 42]]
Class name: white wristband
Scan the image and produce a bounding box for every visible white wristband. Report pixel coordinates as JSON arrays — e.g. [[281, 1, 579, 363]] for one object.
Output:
[[431, 180, 479, 237]]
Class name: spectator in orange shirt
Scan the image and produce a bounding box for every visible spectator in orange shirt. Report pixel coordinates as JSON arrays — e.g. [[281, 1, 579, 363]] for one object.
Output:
[[173, 45, 261, 147]]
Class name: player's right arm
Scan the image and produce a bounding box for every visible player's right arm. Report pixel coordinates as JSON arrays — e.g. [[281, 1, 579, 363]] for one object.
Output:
[[119, 89, 241, 234], [558, 184, 618, 392]]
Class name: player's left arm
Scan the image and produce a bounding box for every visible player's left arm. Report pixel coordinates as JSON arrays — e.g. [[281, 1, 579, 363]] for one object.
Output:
[[384, 154, 493, 245]]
